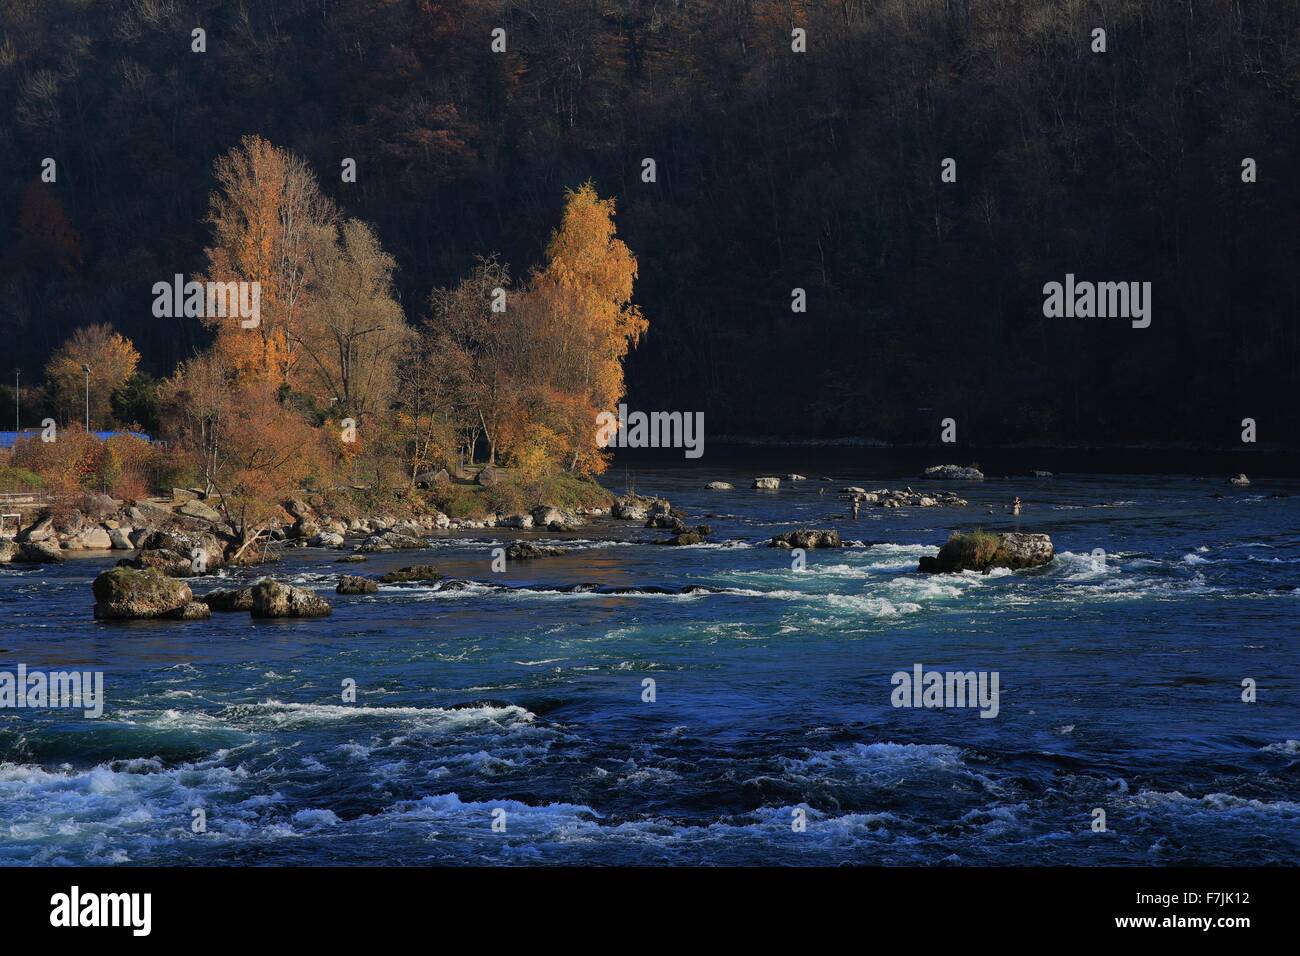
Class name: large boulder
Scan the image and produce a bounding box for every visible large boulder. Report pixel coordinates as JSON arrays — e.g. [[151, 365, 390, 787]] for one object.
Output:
[[18, 515, 55, 543], [176, 500, 223, 526], [475, 465, 500, 487], [769, 529, 842, 549], [612, 495, 670, 521], [76, 527, 114, 550], [120, 529, 225, 576], [128, 499, 178, 528], [108, 527, 135, 550], [310, 531, 346, 549], [336, 574, 378, 594], [498, 513, 534, 529], [1229, 473, 1250, 487], [918, 531, 1054, 574], [922, 465, 985, 481], [250, 579, 332, 618], [531, 505, 565, 529], [414, 468, 451, 490], [752, 477, 781, 490], [201, 587, 255, 612], [92, 567, 194, 619], [646, 514, 688, 533], [7, 540, 64, 563], [284, 498, 312, 519]]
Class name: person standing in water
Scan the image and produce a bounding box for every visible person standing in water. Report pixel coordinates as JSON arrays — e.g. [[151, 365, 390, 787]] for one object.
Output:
[[1012, 496, 1022, 516], [851, 496, 861, 520]]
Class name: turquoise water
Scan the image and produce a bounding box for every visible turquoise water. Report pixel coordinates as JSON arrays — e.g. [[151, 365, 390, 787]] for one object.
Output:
[[1, 465, 1298, 865]]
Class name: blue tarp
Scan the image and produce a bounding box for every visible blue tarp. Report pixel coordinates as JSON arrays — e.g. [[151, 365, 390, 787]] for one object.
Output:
[[0, 430, 152, 449]]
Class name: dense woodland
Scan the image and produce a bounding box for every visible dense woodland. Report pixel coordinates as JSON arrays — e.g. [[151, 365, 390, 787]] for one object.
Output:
[[2, 0, 1299, 446]]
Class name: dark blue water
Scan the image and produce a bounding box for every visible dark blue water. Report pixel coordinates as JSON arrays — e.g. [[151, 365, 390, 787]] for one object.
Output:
[[1, 465, 1297, 865]]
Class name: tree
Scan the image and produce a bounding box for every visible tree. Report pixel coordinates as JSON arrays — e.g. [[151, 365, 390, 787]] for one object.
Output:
[[160, 352, 325, 549], [1, 180, 84, 274], [427, 256, 519, 467], [523, 181, 646, 473], [201, 134, 337, 386], [290, 219, 411, 423], [44, 323, 140, 428]]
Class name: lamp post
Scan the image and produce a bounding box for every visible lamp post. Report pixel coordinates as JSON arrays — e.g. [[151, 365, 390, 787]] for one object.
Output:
[[81, 364, 90, 433]]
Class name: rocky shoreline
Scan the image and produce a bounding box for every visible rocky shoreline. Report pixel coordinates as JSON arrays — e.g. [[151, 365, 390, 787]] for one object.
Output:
[[14, 469, 1208, 618]]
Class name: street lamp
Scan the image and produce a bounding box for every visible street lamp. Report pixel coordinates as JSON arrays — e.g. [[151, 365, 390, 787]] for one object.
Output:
[[81, 364, 90, 433]]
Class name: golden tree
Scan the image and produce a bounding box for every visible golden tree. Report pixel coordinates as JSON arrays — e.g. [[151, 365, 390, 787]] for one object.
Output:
[[524, 182, 646, 473], [44, 323, 140, 428], [201, 134, 337, 385]]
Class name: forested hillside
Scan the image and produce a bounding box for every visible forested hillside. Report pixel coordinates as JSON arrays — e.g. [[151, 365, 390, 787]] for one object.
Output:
[[3, 0, 1298, 444]]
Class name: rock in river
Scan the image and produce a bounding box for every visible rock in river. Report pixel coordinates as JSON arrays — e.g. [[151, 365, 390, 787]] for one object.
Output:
[[918, 531, 1054, 574], [336, 574, 378, 594], [92, 567, 193, 620], [250, 579, 332, 618], [922, 465, 985, 480], [769, 529, 842, 549]]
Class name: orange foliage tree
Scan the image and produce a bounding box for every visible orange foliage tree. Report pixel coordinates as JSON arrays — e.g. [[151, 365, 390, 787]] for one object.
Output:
[[521, 181, 646, 474], [44, 323, 140, 428], [201, 134, 337, 386]]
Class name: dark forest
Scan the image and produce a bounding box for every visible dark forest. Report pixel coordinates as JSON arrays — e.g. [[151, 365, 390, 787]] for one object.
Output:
[[3, 0, 1298, 445]]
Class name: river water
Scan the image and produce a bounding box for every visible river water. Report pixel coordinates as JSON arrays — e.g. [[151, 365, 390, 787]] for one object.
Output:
[[1, 457, 1297, 865]]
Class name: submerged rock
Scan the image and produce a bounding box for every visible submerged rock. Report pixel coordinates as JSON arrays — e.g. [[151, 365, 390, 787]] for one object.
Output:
[[378, 564, 443, 584], [92, 567, 193, 619], [250, 579, 332, 618], [923, 465, 985, 481], [505, 541, 565, 561], [769, 529, 842, 549], [1229, 473, 1250, 487], [752, 477, 781, 490], [705, 481, 734, 490], [918, 531, 1054, 574], [663, 531, 704, 546]]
